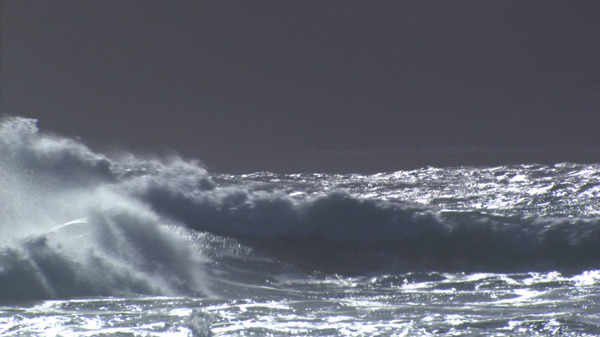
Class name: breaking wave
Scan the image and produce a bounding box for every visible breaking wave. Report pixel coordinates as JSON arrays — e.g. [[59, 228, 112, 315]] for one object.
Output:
[[1, 116, 599, 300]]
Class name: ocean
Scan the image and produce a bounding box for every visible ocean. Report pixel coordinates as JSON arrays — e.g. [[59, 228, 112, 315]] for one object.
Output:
[[1, 116, 599, 336]]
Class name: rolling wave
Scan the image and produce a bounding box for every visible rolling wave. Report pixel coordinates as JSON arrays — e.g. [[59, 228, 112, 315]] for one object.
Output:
[[1, 116, 599, 300]]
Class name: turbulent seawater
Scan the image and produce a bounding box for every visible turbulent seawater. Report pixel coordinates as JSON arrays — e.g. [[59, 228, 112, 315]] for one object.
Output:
[[1, 117, 599, 336]]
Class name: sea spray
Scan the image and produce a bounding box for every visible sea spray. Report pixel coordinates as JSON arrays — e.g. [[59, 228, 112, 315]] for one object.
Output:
[[0, 117, 210, 299]]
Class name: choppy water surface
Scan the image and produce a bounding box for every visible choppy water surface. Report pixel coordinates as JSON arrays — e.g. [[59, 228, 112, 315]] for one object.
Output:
[[3, 271, 600, 336], [1, 117, 599, 336]]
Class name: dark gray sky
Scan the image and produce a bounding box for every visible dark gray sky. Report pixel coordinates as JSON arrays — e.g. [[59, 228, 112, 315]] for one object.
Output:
[[1, 0, 598, 173]]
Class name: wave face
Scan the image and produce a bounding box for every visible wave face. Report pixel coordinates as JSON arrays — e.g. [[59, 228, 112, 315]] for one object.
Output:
[[1, 116, 600, 301]]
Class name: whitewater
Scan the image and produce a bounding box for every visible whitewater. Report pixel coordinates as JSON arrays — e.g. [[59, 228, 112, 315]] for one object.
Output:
[[1, 116, 599, 336]]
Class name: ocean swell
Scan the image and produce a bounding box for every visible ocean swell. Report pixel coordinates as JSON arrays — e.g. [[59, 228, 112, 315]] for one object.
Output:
[[132, 177, 600, 273], [1, 116, 599, 300]]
